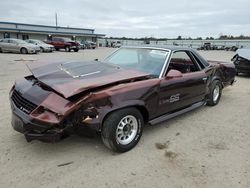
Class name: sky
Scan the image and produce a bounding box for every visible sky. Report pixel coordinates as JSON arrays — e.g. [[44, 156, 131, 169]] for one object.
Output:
[[0, 0, 250, 38]]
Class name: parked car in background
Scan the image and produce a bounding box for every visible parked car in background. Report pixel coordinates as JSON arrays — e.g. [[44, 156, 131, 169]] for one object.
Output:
[[0, 38, 40, 54], [45, 37, 79, 52], [112, 41, 122, 48], [217, 45, 226, 50], [77, 41, 86, 49], [82, 40, 96, 49], [232, 48, 250, 75], [10, 46, 235, 152], [26, 39, 54, 52]]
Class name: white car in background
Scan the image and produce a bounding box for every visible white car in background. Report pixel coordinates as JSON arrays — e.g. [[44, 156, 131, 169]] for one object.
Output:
[[26, 39, 54, 52], [0, 38, 40, 54]]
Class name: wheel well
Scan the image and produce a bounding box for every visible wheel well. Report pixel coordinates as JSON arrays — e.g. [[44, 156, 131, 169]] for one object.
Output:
[[102, 105, 149, 128], [134, 106, 149, 123], [20, 47, 26, 52], [211, 78, 223, 88]]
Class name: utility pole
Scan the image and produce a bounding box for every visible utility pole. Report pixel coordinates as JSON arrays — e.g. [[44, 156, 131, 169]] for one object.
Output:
[[55, 13, 58, 28]]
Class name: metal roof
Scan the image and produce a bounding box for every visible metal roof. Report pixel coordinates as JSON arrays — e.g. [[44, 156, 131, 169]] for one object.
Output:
[[0, 21, 94, 31]]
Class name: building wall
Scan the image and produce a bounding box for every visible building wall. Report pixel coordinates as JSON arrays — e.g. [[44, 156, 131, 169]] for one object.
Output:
[[0, 32, 17, 39], [22, 33, 47, 40], [0, 31, 98, 43], [0, 22, 105, 42], [75, 36, 95, 42], [0, 22, 94, 35]]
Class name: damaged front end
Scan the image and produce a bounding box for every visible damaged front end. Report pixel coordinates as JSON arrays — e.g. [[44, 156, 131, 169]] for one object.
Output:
[[232, 48, 250, 74], [10, 59, 153, 143], [9, 76, 87, 143]]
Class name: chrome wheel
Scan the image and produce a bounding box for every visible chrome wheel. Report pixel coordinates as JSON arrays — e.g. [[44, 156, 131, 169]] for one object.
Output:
[[213, 85, 220, 103], [116, 115, 138, 145]]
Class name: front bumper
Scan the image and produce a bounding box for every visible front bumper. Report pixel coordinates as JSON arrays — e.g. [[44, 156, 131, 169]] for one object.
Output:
[[44, 47, 54, 52], [9, 85, 71, 143], [70, 46, 79, 50], [11, 104, 67, 142], [27, 48, 40, 54], [235, 65, 250, 74]]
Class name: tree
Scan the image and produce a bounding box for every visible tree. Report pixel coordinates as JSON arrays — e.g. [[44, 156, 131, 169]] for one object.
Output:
[[177, 36, 182, 40]]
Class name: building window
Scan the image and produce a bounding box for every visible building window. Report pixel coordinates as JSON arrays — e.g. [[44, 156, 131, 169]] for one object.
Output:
[[22, 35, 29, 40], [3, 32, 10, 38]]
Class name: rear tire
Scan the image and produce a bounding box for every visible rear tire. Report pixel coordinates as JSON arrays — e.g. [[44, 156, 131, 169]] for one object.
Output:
[[0, 47, 2, 53], [20, 48, 28, 54], [101, 108, 143, 152], [206, 80, 222, 106]]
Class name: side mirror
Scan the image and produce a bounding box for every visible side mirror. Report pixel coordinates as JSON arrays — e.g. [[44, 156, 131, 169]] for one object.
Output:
[[166, 69, 183, 79]]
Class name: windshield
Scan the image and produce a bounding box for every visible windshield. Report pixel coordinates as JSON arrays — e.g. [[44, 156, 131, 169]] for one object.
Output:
[[104, 48, 169, 77], [32, 40, 44, 44]]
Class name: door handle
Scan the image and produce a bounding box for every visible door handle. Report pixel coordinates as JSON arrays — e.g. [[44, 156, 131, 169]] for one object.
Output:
[[202, 77, 208, 83]]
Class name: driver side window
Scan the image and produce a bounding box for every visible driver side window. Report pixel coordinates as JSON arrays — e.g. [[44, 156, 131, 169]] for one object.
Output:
[[168, 51, 199, 74]]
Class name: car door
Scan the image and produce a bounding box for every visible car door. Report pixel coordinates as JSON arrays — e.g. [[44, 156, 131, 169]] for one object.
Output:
[[157, 50, 207, 116], [8, 39, 19, 52], [0, 39, 9, 51], [52, 38, 61, 48]]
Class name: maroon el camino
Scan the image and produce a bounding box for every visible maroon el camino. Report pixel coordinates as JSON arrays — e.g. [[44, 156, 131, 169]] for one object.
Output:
[[10, 46, 236, 152]]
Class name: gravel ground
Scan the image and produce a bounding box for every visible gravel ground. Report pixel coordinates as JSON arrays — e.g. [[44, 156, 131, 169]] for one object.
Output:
[[0, 48, 249, 188]]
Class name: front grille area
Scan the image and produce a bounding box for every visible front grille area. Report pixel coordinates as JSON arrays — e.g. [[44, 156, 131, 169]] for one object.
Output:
[[11, 90, 38, 114], [238, 60, 250, 67]]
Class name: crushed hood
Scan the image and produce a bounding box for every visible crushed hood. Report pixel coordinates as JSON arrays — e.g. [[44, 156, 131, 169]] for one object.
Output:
[[236, 48, 250, 60], [27, 61, 150, 98]]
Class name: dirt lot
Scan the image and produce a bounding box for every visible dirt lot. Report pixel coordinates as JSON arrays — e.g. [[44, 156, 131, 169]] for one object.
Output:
[[0, 48, 249, 188]]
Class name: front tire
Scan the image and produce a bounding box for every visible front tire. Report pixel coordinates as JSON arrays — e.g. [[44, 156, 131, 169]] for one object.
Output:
[[0, 47, 2, 53], [20, 48, 28, 54], [101, 108, 144, 152], [65, 46, 70, 52], [40, 47, 44, 52], [206, 80, 222, 106], [73, 48, 79, 52]]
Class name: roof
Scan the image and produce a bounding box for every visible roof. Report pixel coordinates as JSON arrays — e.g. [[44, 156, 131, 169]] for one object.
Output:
[[0, 21, 94, 31], [122, 45, 194, 51]]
